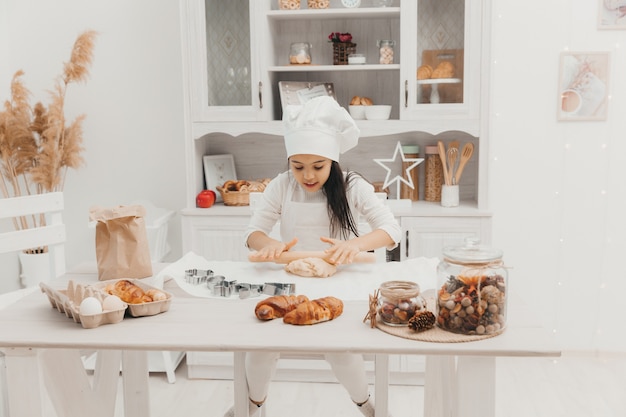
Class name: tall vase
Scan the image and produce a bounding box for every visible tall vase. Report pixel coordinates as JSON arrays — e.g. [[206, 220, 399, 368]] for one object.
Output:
[[18, 251, 51, 287]]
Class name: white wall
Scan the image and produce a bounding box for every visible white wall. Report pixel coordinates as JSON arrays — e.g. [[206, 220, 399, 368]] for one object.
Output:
[[0, 0, 187, 292], [489, 1, 626, 352], [1, 0, 625, 353]]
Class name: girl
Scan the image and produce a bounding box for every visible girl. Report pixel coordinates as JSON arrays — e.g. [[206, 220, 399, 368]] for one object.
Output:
[[227, 96, 401, 417]]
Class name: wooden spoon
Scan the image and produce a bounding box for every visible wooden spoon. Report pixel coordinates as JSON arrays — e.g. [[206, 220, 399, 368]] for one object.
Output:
[[447, 147, 458, 184], [437, 140, 450, 185], [454, 142, 474, 184]]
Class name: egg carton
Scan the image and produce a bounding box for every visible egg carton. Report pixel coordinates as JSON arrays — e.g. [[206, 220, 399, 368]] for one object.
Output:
[[40, 281, 127, 329], [93, 278, 172, 318]]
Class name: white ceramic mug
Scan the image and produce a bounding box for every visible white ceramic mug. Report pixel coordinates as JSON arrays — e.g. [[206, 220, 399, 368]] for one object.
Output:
[[441, 185, 459, 208]]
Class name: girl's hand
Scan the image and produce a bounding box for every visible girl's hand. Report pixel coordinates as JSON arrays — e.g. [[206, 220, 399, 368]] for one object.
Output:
[[320, 236, 361, 265], [249, 238, 298, 262]]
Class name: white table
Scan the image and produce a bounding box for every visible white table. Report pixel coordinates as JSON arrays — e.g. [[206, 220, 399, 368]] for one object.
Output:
[[0, 260, 560, 417]]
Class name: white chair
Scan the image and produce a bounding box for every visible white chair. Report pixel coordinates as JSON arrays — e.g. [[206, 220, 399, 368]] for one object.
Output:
[[0, 192, 66, 417], [0, 192, 66, 306]]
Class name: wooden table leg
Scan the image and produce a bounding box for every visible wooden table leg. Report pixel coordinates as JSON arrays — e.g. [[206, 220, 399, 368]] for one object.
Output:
[[233, 352, 249, 417], [39, 349, 120, 417], [424, 355, 457, 417], [374, 354, 389, 417], [456, 356, 495, 417], [122, 350, 150, 417], [2, 347, 43, 417]]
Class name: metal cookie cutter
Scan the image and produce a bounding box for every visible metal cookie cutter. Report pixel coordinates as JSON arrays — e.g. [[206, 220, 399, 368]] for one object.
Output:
[[185, 269, 214, 285], [236, 283, 264, 299], [262, 282, 296, 296], [212, 277, 238, 297]]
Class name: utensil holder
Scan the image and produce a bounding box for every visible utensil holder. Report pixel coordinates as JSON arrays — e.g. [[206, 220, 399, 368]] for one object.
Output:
[[441, 184, 459, 207]]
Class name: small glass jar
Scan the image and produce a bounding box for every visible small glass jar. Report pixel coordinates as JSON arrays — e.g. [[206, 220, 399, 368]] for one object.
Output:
[[377, 40, 395, 64], [436, 238, 508, 335], [289, 42, 312, 65], [377, 280, 426, 326]]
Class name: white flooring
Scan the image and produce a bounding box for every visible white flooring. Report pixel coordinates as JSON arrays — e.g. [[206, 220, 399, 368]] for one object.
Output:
[[90, 352, 626, 417]]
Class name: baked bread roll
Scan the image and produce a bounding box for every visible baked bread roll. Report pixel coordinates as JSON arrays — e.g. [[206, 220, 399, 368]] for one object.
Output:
[[431, 61, 455, 79], [417, 64, 433, 80], [283, 296, 344, 325], [105, 280, 152, 304], [349, 96, 373, 106], [284, 257, 337, 277], [255, 294, 309, 321]]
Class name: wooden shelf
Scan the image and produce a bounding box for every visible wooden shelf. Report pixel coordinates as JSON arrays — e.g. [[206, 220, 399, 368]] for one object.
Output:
[[266, 7, 400, 20], [268, 64, 400, 72]]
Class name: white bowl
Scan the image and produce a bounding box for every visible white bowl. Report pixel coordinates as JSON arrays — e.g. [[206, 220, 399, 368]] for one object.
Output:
[[365, 105, 391, 120], [349, 105, 366, 120]]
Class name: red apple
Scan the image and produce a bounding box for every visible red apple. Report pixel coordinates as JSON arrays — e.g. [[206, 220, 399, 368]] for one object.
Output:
[[196, 190, 216, 208]]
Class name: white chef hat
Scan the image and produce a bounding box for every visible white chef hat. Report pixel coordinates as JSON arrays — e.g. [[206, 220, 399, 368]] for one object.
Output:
[[283, 96, 360, 162]]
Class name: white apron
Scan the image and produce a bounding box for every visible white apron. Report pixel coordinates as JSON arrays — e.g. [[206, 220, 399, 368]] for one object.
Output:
[[280, 184, 331, 252]]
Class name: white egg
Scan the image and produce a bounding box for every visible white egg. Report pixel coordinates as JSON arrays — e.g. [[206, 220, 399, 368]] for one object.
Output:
[[102, 295, 125, 311], [79, 297, 103, 316]]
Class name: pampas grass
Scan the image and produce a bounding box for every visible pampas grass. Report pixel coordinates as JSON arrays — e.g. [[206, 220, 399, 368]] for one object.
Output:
[[0, 30, 97, 252]]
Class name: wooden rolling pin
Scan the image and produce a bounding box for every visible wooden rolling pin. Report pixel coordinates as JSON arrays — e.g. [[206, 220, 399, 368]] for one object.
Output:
[[248, 250, 377, 264]]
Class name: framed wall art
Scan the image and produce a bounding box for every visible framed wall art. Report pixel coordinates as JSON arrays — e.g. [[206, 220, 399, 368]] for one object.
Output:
[[557, 51, 610, 121], [598, 0, 626, 29], [203, 154, 237, 202]]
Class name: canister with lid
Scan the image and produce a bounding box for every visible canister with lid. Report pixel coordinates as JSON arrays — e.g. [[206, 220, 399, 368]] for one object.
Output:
[[289, 42, 312, 65], [436, 238, 507, 335], [400, 145, 419, 201], [377, 40, 395, 64], [424, 145, 443, 202], [377, 280, 426, 326]]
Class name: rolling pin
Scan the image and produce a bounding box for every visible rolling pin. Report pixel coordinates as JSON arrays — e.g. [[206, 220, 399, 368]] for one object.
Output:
[[248, 250, 377, 264]]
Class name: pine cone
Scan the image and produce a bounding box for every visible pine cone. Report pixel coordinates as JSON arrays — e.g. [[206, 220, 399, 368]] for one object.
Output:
[[408, 310, 436, 332]]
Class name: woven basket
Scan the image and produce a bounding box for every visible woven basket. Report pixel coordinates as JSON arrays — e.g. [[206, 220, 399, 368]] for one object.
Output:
[[333, 42, 356, 65], [217, 187, 250, 206]]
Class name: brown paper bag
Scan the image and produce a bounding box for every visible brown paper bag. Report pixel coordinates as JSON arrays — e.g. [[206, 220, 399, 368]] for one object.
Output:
[[89, 205, 153, 281]]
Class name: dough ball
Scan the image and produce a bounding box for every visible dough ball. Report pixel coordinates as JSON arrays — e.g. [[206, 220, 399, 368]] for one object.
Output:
[[284, 258, 337, 278]]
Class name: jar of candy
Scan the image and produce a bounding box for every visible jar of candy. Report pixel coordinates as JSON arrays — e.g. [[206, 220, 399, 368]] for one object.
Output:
[[377, 40, 395, 64], [377, 280, 426, 326], [436, 238, 507, 335]]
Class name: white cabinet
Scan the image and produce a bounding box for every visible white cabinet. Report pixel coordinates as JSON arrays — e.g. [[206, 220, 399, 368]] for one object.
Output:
[[401, 215, 492, 260]]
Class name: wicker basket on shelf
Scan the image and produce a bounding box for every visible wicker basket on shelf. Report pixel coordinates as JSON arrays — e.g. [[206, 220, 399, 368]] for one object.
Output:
[[217, 187, 250, 206], [333, 42, 356, 65]]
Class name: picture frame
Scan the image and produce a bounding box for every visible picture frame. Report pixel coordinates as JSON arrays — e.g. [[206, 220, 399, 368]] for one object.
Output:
[[598, 0, 626, 29], [278, 81, 336, 112], [557, 51, 610, 121], [203, 154, 237, 202]]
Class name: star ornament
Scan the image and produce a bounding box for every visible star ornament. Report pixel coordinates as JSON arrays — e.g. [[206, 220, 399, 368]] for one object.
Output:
[[374, 142, 424, 199]]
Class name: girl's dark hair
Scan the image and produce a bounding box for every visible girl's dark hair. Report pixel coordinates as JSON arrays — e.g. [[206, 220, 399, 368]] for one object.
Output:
[[323, 161, 360, 240]]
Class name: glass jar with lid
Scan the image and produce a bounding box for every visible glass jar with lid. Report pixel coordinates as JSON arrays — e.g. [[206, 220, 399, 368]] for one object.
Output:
[[377, 40, 395, 64], [377, 280, 426, 326], [289, 42, 312, 65], [436, 238, 507, 335]]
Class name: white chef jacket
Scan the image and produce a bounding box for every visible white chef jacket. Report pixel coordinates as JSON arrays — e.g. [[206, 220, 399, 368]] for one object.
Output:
[[244, 171, 401, 252]]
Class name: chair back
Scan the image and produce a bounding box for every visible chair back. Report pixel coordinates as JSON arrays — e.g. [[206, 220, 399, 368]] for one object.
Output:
[[0, 192, 66, 280]]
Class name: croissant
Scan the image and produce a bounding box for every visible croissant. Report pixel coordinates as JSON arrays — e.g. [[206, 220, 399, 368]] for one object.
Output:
[[283, 296, 344, 325], [105, 280, 153, 304], [255, 294, 310, 321]]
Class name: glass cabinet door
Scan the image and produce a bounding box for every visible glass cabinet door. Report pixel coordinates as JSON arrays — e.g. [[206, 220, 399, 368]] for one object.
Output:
[[400, 0, 482, 123], [185, 0, 265, 122], [205, 0, 251, 107]]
